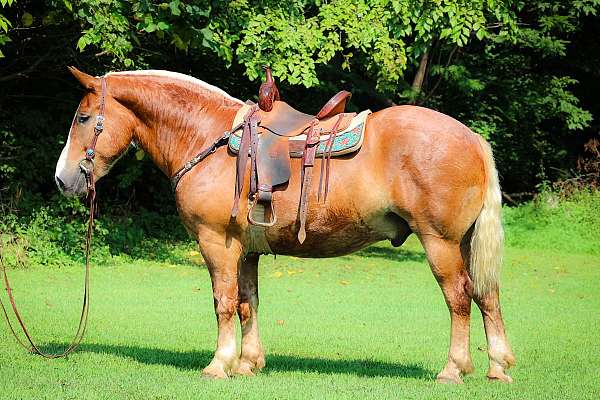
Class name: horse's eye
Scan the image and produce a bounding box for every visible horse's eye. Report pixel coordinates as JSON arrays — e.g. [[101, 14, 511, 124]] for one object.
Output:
[[78, 114, 90, 124]]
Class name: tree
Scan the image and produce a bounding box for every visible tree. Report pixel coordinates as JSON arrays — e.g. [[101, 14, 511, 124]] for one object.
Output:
[[0, 0, 598, 208]]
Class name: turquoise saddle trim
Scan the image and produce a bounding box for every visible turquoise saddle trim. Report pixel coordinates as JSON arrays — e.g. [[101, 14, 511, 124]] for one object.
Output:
[[228, 122, 364, 156]]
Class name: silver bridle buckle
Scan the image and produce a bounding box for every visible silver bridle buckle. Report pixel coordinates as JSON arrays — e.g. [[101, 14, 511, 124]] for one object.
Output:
[[79, 158, 94, 176], [95, 115, 105, 132]]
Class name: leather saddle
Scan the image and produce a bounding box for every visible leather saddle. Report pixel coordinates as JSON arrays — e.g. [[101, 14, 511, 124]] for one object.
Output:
[[231, 67, 356, 243]]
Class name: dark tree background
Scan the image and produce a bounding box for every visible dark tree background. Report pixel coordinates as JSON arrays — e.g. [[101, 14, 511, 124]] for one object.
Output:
[[1, 0, 598, 217]]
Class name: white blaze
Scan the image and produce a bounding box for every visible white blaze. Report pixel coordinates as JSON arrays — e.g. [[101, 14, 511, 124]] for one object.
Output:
[[55, 111, 77, 178]]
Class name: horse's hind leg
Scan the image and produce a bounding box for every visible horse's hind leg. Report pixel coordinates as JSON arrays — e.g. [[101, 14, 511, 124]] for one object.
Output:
[[419, 235, 474, 384], [233, 253, 265, 376], [473, 288, 515, 382]]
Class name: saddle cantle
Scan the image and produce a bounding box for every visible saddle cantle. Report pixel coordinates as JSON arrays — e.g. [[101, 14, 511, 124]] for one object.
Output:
[[230, 67, 370, 243]]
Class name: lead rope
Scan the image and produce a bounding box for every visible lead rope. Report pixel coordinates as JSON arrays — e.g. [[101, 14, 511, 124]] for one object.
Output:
[[0, 190, 94, 358], [0, 77, 106, 358]]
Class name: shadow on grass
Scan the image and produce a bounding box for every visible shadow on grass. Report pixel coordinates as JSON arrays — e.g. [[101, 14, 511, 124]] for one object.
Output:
[[354, 246, 427, 263], [48, 342, 434, 379]]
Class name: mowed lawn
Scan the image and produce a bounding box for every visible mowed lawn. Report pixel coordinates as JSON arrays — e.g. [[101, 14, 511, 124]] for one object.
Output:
[[1, 236, 599, 399]]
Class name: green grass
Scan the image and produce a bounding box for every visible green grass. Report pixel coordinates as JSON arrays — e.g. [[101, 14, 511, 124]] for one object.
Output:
[[1, 235, 599, 399], [503, 189, 600, 255]]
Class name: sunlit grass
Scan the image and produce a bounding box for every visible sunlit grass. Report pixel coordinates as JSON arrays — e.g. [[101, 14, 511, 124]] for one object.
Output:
[[1, 234, 599, 399]]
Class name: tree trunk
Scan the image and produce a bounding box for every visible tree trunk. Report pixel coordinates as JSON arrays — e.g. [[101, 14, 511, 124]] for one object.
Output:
[[410, 49, 429, 104]]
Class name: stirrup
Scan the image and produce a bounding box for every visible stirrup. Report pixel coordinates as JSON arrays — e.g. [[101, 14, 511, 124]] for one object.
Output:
[[248, 198, 277, 227]]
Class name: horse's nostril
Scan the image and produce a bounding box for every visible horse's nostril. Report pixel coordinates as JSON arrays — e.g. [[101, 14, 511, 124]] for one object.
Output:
[[55, 176, 66, 191]]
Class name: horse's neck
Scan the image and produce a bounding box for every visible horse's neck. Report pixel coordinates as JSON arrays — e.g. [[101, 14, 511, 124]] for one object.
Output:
[[109, 74, 241, 176]]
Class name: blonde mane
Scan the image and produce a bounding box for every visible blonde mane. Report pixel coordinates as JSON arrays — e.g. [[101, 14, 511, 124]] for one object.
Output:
[[107, 70, 244, 105]]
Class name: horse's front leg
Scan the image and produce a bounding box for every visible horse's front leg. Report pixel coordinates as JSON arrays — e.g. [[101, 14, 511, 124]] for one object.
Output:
[[198, 230, 243, 379], [233, 253, 265, 376]]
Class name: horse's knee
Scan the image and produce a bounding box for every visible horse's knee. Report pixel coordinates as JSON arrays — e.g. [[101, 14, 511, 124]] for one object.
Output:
[[214, 293, 237, 320]]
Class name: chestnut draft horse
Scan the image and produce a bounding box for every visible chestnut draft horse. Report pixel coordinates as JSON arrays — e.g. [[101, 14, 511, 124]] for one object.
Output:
[[55, 67, 515, 383]]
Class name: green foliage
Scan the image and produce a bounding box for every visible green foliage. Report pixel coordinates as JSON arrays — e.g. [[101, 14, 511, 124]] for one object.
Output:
[[545, 76, 593, 130], [208, 0, 521, 90], [0, 0, 14, 57], [75, 0, 135, 66], [2, 0, 517, 89], [503, 188, 600, 254], [426, 1, 598, 189], [0, 0, 598, 219], [0, 199, 193, 268], [73, 0, 212, 67]]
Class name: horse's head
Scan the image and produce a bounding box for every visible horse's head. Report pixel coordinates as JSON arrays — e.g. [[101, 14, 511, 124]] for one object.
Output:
[[55, 67, 137, 196]]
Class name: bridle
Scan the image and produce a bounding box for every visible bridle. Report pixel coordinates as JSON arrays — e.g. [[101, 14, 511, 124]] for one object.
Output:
[[0, 76, 107, 358], [79, 76, 107, 198]]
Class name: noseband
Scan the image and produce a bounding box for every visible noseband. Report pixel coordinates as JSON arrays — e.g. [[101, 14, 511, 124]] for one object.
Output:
[[0, 76, 107, 358]]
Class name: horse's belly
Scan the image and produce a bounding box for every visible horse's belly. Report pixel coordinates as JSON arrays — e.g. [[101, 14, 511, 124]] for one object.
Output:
[[263, 212, 389, 258]]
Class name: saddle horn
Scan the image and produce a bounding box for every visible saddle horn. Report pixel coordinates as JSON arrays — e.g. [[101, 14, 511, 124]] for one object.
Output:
[[258, 66, 280, 112]]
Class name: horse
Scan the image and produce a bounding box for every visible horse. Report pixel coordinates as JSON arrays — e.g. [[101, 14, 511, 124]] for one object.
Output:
[[54, 67, 515, 383]]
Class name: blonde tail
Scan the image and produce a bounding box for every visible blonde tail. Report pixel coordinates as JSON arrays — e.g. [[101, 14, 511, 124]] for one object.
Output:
[[470, 136, 504, 297]]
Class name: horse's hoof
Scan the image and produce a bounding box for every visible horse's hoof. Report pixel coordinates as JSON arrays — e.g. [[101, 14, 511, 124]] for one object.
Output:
[[436, 372, 464, 384], [487, 370, 513, 383], [232, 361, 256, 377], [503, 353, 517, 368], [459, 359, 475, 375], [202, 365, 229, 379], [487, 351, 515, 383], [254, 355, 266, 371]]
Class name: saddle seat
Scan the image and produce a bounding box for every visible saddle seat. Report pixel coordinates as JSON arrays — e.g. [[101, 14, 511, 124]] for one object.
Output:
[[259, 99, 355, 138]]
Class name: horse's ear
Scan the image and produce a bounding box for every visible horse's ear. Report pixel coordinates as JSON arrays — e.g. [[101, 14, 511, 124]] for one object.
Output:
[[68, 66, 99, 91]]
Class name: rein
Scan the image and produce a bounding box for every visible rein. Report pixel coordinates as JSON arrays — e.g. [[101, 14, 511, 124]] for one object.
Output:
[[0, 77, 107, 358]]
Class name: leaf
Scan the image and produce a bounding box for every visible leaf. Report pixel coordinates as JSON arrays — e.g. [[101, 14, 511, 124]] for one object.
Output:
[[76, 36, 87, 51], [171, 33, 187, 50], [63, 0, 72, 12], [157, 21, 169, 31], [22, 12, 33, 27], [169, 1, 181, 16], [0, 14, 10, 32], [200, 26, 212, 47]]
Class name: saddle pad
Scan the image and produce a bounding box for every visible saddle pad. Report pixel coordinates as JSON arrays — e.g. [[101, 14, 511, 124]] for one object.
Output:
[[228, 109, 371, 158]]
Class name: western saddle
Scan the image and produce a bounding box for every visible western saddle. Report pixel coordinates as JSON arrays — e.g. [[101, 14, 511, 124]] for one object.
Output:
[[231, 67, 356, 243]]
